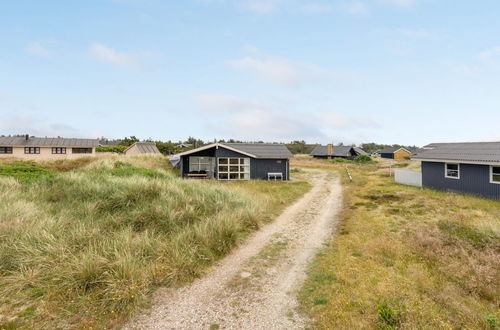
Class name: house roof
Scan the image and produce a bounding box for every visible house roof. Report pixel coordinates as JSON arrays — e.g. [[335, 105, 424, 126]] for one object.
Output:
[[353, 147, 368, 155], [175, 142, 293, 159], [0, 136, 99, 147], [413, 142, 500, 165], [125, 142, 161, 154], [310, 145, 355, 157], [379, 147, 412, 154]]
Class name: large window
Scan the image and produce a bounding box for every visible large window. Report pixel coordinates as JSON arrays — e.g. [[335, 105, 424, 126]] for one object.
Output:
[[25, 147, 40, 154], [52, 147, 66, 154], [218, 157, 250, 180], [189, 157, 214, 173], [491, 166, 500, 184], [445, 163, 460, 179], [0, 147, 12, 154], [72, 148, 92, 154]]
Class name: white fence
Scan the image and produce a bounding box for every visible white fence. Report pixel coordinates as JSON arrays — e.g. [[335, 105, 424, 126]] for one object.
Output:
[[395, 169, 422, 187]]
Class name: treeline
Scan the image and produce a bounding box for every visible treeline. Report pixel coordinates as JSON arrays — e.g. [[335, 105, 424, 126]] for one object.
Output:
[[96, 136, 419, 156], [360, 143, 419, 154]]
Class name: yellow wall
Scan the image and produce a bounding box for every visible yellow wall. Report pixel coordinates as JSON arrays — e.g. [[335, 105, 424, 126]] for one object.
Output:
[[394, 149, 412, 160], [0, 147, 96, 159]]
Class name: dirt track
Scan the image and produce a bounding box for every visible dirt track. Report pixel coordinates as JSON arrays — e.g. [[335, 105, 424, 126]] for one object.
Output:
[[126, 169, 342, 329]]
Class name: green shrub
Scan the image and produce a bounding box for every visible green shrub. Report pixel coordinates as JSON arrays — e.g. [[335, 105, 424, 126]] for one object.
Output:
[[96, 145, 127, 154], [329, 158, 352, 163], [0, 161, 54, 183], [377, 300, 404, 328], [353, 155, 374, 163]]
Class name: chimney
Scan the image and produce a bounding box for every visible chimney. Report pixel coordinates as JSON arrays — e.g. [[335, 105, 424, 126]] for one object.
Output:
[[25, 134, 29, 141], [327, 144, 333, 156]]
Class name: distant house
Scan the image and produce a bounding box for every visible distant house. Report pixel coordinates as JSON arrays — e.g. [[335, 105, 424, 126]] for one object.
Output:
[[353, 147, 368, 156], [124, 142, 161, 155], [380, 147, 413, 160], [310, 144, 361, 159], [413, 142, 500, 199], [175, 143, 293, 180], [0, 135, 98, 159]]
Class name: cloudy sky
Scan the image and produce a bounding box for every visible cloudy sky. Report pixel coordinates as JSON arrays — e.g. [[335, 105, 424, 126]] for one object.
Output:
[[1, 0, 499, 146]]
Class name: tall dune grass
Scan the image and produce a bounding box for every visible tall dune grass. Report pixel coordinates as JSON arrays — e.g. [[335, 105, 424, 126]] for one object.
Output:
[[0, 157, 308, 329]]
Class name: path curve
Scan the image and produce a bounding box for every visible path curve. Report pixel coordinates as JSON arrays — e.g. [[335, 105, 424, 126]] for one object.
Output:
[[125, 169, 342, 330]]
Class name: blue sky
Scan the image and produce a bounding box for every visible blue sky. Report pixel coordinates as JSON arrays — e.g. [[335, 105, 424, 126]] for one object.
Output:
[[1, 0, 499, 146]]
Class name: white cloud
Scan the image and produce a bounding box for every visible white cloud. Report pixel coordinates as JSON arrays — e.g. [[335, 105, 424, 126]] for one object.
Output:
[[346, 2, 368, 15], [230, 51, 331, 87], [0, 114, 90, 138], [89, 43, 142, 70], [25, 40, 54, 57], [195, 94, 380, 142]]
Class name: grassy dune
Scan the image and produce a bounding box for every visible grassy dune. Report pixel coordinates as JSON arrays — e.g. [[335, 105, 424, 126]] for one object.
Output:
[[298, 158, 500, 329], [0, 156, 309, 329]]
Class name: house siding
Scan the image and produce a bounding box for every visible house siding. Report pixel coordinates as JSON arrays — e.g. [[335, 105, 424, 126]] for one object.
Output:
[[0, 146, 95, 159], [422, 161, 500, 199], [381, 153, 395, 159], [180, 146, 289, 180]]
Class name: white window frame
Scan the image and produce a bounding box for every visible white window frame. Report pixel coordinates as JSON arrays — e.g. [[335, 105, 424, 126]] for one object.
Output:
[[444, 162, 460, 179], [189, 156, 213, 172], [217, 157, 250, 180], [490, 165, 500, 184]]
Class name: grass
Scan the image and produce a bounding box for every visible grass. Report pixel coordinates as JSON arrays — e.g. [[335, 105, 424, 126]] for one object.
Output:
[[0, 155, 310, 329], [296, 156, 500, 329]]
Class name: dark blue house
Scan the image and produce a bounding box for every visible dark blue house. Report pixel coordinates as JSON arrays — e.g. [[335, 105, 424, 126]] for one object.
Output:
[[413, 142, 500, 199], [175, 143, 293, 181]]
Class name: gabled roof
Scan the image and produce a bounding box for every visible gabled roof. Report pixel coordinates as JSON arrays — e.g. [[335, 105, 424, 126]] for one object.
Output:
[[413, 141, 500, 165], [0, 136, 99, 147], [175, 143, 293, 159], [310, 145, 356, 157], [125, 142, 161, 154], [379, 147, 412, 154], [353, 147, 368, 155]]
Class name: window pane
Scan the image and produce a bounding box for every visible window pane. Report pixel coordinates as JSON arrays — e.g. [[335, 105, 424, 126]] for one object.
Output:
[[230, 166, 239, 172], [219, 165, 228, 172], [229, 173, 239, 180], [219, 158, 228, 164], [219, 173, 228, 180], [493, 167, 500, 174], [230, 159, 239, 164], [447, 164, 458, 170], [493, 174, 500, 182]]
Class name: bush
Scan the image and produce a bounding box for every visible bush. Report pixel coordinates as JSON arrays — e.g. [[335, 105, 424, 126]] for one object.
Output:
[[353, 155, 374, 164], [329, 158, 352, 163], [96, 145, 127, 154]]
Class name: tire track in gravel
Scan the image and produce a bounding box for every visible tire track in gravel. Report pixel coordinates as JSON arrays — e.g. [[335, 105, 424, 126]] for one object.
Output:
[[125, 168, 342, 330]]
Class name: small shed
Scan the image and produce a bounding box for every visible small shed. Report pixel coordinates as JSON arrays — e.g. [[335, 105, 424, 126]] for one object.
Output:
[[310, 144, 360, 159], [380, 147, 413, 160], [124, 142, 161, 155]]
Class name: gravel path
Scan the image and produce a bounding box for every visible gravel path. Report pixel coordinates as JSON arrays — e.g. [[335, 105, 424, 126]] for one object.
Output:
[[125, 169, 342, 330]]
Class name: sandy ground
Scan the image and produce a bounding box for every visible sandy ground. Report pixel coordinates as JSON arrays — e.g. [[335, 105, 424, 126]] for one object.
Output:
[[125, 169, 342, 330]]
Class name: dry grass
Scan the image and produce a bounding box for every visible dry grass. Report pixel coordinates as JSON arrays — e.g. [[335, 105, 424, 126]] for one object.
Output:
[[298, 156, 500, 329], [0, 155, 310, 329]]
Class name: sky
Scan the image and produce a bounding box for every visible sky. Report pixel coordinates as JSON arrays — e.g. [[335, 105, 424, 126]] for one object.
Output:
[[1, 0, 500, 146]]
